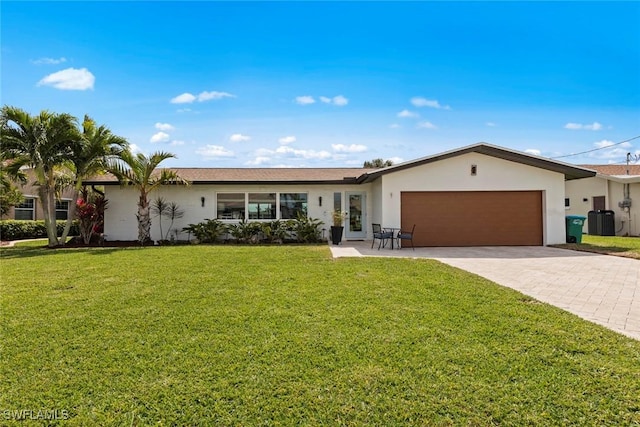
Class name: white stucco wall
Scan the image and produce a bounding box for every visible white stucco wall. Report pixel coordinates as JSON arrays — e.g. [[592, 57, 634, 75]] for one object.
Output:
[[372, 152, 567, 245], [103, 183, 372, 242], [566, 176, 640, 236]]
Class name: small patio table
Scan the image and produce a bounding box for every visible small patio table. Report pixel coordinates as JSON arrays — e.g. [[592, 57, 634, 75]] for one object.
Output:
[[383, 227, 400, 249]]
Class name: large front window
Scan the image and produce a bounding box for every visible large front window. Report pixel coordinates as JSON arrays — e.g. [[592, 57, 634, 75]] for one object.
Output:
[[280, 193, 307, 219], [248, 193, 276, 220], [216, 192, 308, 220], [217, 193, 245, 220]]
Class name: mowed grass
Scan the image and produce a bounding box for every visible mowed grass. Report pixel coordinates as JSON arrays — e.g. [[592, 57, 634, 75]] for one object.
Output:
[[1, 245, 639, 425], [555, 235, 640, 259]]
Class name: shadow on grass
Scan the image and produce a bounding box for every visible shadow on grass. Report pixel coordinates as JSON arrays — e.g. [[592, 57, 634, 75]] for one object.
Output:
[[0, 245, 141, 259]]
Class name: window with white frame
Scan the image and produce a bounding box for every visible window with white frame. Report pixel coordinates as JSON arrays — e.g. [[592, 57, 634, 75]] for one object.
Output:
[[15, 198, 35, 220], [248, 193, 276, 220], [55, 200, 70, 220], [279, 193, 307, 219], [216, 192, 308, 220], [217, 193, 245, 220]]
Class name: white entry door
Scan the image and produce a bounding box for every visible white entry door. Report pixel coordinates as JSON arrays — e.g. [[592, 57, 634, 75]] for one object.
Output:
[[345, 192, 366, 239]]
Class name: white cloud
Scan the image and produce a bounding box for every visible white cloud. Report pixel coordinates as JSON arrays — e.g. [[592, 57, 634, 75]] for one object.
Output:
[[320, 96, 331, 104], [177, 108, 192, 113], [171, 93, 197, 104], [171, 90, 235, 104], [170, 140, 185, 146], [279, 136, 296, 145], [32, 57, 67, 65], [295, 96, 316, 105], [150, 132, 170, 143], [275, 145, 332, 160], [245, 156, 272, 166], [388, 156, 404, 164], [198, 91, 235, 101], [129, 144, 143, 154], [525, 149, 541, 156], [195, 145, 234, 159], [593, 139, 631, 149], [155, 122, 175, 131], [410, 97, 451, 110], [37, 67, 95, 90], [332, 95, 348, 106], [230, 133, 251, 143], [417, 121, 437, 129], [486, 122, 497, 127], [397, 109, 419, 118], [564, 122, 603, 131], [332, 143, 367, 153], [389, 123, 401, 129]]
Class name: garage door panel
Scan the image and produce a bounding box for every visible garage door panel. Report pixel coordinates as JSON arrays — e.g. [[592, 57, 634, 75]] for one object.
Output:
[[401, 191, 542, 246]]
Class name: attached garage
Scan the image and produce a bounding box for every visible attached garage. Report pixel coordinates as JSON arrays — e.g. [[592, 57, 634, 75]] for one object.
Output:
[[360, 143, 596, 246], [401, 191, 543, 246]]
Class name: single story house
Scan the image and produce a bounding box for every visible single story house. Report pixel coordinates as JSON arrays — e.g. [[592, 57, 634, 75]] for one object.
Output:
[[85, 143, 595, 246], [565, 164, 640, 236]]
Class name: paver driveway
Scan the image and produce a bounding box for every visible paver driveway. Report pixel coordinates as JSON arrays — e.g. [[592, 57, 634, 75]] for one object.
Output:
[[331, 243, 640, 340]]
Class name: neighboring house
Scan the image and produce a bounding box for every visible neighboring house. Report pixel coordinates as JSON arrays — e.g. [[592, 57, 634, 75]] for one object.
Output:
[[565, 164, 640, 236], [86, 143, 595, 246], [1, 169, 75, 221]]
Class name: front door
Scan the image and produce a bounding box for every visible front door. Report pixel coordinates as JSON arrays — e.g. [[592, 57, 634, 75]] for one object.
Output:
[[345, 192, 366, 239]]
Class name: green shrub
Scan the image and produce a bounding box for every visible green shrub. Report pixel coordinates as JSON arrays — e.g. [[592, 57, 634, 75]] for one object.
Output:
[[0, 220, 80, 241], [182, 218, 228, 243]]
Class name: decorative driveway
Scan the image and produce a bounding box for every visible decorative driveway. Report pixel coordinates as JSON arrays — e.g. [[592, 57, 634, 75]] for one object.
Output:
[[330, 242, 640, 341]]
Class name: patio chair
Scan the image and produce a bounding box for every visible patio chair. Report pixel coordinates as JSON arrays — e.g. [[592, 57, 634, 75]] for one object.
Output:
[[397, 224, 416, 250], [372, 223, 393, 249]]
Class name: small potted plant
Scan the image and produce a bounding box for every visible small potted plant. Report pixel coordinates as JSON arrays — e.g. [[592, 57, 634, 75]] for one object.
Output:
[[330, 210, 347, 245]]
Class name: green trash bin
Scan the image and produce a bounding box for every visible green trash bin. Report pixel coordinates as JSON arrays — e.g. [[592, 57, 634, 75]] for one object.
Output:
[[565, 215, 586, 243]]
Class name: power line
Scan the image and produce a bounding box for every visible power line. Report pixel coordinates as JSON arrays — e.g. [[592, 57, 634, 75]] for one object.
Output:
[[550, 135, 640, 159]]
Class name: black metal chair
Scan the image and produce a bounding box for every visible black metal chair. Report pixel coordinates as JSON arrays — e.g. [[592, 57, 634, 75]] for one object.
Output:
[[396, 224, 416, 250], [372, 223, 393, 249]]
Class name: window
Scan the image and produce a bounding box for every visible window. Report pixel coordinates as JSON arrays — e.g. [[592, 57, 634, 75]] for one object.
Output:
[[565, 198, 570, 209], [248, 193, 276, 220], [15, 198, 35, 220], [55, 200, 70, 220], [280, 193, 307, 219], [333, 192, 341, 213], [217, 193, 245, 220]]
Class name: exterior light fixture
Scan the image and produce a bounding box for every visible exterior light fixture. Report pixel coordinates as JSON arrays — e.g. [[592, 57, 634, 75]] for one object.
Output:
[[201, 197, 205, 207], [471, 164, 477, 176], [319, 196, 322, 206]]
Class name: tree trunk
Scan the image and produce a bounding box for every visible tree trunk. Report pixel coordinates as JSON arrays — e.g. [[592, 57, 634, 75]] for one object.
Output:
[[60, 188, 79, 244], [137, 192, 151, 244], [38, 184, 58, 248]]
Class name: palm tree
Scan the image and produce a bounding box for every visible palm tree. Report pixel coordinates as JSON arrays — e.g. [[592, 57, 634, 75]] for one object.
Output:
[[108, 150, 188, 244], [0, 106, 78, 247], [59, 115, 128, 242]]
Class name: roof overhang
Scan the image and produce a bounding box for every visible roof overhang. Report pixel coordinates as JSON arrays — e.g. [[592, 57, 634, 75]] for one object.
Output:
[[357, 143, 596, 183]]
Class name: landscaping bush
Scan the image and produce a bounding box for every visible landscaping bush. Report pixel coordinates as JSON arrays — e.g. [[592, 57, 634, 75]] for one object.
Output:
[[182, 216, 324, 245], [0, 220, 80, 241]]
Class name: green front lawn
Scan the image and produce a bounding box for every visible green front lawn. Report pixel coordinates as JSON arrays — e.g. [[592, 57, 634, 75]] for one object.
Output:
[[1, 245, 639, 425], [555, 235, 640, 259]]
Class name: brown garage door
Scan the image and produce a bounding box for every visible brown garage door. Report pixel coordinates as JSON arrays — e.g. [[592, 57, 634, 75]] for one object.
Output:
[[401, 191, 543, 246]]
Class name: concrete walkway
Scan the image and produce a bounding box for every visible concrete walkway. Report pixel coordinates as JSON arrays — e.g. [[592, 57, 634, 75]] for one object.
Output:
[[330, 241, 640, 341]]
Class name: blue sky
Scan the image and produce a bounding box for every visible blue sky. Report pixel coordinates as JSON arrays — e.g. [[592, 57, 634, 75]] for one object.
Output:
[[2, 1, 639, 168]]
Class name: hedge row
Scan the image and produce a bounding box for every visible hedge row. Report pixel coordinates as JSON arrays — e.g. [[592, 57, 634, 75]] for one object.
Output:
[[0, 220, 80, 241]]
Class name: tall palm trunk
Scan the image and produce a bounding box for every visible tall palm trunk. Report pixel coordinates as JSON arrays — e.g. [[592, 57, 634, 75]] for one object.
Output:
[[137, 192, 151, 244], [60, 188, 79, 243]]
